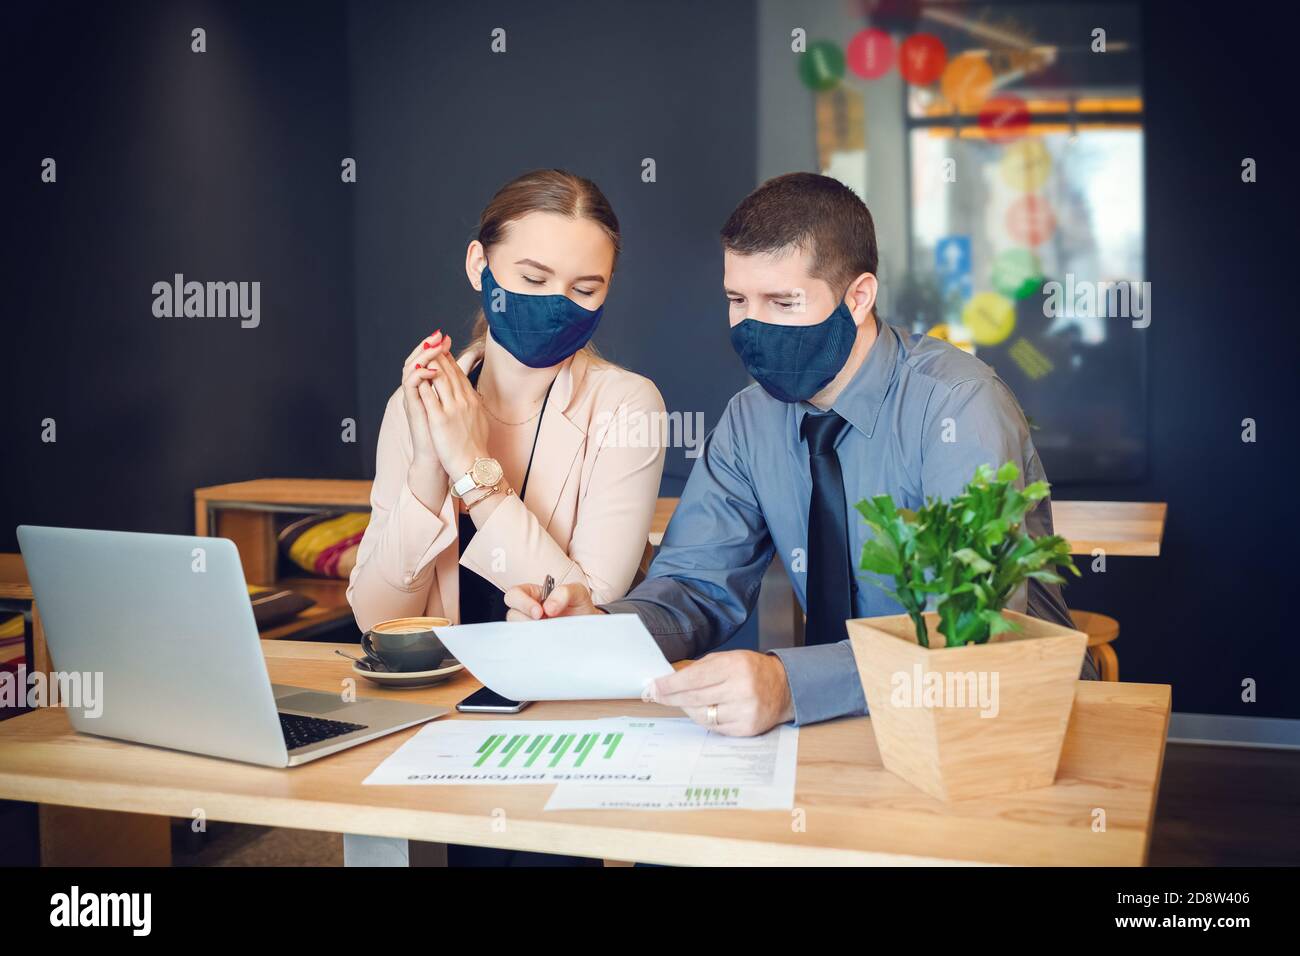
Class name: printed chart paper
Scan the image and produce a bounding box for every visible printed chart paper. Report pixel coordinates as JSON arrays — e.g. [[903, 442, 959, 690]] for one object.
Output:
[[544, 723, 799, 811], [363, 717, 704, 786], [363, 716, 799, 811]]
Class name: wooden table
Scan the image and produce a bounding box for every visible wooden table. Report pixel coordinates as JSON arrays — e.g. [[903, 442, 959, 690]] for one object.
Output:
[[0, 554, 33, 600], [650, 498, 1168, 556], [0, 641, 1172, 866], [194, 478, 372, 527], [1051, 501, 1167, 557]]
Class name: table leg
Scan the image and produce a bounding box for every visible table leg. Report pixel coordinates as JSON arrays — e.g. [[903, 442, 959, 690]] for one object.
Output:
[[342, 834, 447, 867], [39, 806, 171, 866], [213, 509, 277, 583]]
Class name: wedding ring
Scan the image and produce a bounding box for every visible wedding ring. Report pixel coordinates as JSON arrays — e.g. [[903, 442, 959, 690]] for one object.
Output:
[[706, 704, 718, 727]]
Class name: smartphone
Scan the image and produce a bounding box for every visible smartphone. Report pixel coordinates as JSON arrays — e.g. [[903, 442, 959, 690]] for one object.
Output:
[[456, 687, 530, 714]]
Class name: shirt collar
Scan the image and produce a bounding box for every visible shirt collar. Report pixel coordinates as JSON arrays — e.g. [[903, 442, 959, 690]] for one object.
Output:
[[794, 316, 899, 440]]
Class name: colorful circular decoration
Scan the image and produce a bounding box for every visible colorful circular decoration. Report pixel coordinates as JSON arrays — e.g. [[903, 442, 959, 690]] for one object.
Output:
[[800, 41, 846, 91], [1005, 195, 1056, 247], [940, 52, 993, 113], [925, 322, 975, 354], [978, 94, 1030, 143], [847, 28, 896, 79], [962, 292, 1017, 346], [999, 139, 1052, 192], [992, 249, 1043, 300], [898, 33, 947, 85]]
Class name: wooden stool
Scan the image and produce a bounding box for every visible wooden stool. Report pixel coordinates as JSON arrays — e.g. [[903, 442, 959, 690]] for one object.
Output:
[[1070, 610, 1120, 681]]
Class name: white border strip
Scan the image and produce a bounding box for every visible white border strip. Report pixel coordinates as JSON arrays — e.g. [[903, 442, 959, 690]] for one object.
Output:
[[1168, 712, 1300, 750]]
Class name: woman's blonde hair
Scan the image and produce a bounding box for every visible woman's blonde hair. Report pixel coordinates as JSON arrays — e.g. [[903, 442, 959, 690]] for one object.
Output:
[[463, 168, 621, 362]]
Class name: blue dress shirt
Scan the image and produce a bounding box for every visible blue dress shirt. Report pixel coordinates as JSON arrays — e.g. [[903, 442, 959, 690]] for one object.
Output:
[[603, 318, 1097, 726]]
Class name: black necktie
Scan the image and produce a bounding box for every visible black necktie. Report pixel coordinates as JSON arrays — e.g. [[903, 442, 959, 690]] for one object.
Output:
[[802, 411, 853, 646]]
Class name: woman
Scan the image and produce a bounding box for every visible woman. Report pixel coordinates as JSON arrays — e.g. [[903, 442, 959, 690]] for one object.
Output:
[[349, 168, 665, 639]]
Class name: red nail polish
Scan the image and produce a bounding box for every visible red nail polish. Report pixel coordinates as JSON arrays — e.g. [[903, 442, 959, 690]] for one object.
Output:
[[414, 363, 423, 369]]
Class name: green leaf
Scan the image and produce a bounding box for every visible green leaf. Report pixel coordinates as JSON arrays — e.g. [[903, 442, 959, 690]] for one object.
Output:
[[1022, 480, 1050, 502], [996, 461, 1020, 483], [859, 540, 902, 576], [871, 494, 897, 519], [981, 609, 1019, 635], [952, 548, 994, 574], [979, 519, 1010, 548]]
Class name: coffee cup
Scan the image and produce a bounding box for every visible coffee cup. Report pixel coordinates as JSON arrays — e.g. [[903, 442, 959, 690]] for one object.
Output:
[[361, 617, 451, 673]]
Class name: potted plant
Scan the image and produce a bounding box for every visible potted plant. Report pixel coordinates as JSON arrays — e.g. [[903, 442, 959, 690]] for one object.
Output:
[[846, 462, 1088, 801]]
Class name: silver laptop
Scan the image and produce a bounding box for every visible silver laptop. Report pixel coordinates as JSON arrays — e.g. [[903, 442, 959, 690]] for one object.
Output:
[[16, 525, 447, 767]]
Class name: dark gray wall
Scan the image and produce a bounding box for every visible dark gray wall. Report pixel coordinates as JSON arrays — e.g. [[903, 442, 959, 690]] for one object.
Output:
[[1056, 1, 1297, 721], [1, 1, 361, 549], [347, 0, 758, 492]]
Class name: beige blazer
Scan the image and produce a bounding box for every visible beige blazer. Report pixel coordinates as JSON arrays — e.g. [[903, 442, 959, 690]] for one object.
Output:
[[347, 346, 666, 631]]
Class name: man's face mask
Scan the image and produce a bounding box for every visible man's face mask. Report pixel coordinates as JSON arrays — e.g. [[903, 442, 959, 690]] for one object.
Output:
[[480, 265, 603, 368], [729, 300, 858, 403]]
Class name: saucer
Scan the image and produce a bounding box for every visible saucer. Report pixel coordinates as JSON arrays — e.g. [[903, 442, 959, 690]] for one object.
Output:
[[351, 658, 463, 688]]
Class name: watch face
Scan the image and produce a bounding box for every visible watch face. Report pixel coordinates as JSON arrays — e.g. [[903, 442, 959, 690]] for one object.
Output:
[[471, 458, 503, 487]]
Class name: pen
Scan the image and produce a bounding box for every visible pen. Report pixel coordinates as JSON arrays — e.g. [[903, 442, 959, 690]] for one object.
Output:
[[541, 574, 555, 608]]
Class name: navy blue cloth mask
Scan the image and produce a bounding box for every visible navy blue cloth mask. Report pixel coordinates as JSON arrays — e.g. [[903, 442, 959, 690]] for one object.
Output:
[[729, 300, 858, 403], [480, 265, 603, 368]]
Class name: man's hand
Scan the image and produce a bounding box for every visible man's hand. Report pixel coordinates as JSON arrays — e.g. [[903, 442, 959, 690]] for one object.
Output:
[[647, 651, 795, 737], [504, 582, 602, 621]]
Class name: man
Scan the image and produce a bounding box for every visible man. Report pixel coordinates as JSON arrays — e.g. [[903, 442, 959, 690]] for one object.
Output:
[[505, 172, 1096, 736]]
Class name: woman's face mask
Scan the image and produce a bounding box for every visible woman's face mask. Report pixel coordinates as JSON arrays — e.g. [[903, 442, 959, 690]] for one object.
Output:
[[729, 300, 858, 403], [480, 264, 603, 368]]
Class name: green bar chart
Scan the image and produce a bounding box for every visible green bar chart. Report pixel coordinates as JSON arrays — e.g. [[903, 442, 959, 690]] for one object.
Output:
[[473, 730, 626, 769], [683, 786, 741, 804]]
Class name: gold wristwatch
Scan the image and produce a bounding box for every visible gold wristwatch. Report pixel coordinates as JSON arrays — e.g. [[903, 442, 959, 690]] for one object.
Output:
[[450, 457, 504, 500]]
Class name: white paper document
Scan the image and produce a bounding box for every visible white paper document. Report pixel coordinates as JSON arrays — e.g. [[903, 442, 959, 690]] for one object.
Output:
[[363, 715, 799, 811], [432, 613, 673, 701]]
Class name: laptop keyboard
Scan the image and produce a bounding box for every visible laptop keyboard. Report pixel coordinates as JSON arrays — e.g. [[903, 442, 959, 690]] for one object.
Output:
[[279, 712, 368, 751]]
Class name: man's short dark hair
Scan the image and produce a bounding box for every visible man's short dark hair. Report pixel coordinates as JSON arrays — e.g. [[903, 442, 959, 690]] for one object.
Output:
[[720, 172, 878, 296]]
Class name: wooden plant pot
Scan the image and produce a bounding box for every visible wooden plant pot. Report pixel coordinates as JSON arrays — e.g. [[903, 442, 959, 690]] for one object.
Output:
[[846, 610, 1087, 801]]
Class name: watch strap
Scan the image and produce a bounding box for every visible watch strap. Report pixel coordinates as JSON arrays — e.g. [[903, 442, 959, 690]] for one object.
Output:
[[451, 471, 478, 498]]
